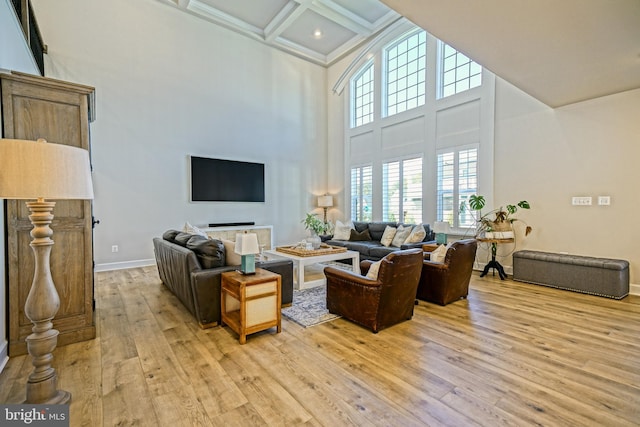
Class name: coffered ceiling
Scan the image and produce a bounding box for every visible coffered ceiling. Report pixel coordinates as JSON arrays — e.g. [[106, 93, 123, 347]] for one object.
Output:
[[156, 0, 640, 107], [157, 0, 402, 66]]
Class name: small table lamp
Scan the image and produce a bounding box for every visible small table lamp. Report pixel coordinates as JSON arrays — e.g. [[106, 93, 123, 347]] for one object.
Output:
[[433, 221, 451, 245], [235, 232, 260, 275], [0, 138, 94, 405], [317, 194, 333, 224]]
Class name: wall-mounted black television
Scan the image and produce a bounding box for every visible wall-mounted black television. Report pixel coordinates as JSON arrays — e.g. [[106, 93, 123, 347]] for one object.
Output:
[[190, 156, 265, 202]]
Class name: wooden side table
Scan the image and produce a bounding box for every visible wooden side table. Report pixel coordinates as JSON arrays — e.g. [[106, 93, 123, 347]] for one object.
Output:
[[221, 268, 282, 344]]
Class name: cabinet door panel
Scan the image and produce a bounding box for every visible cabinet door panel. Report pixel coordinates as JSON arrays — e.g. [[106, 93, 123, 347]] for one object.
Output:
[[2, 72, 96, 356]]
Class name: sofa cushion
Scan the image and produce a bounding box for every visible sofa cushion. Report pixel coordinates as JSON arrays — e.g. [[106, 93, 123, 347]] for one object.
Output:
[[391, 225, 412, 247], [174, 232, 194, 246], [349, 228, 372, 241], [162, 229, 181, 243], [187, 235, 225, 269], [369, 245, 400, 259], [368, 222, 398, 241], [342, 241, 380, 257], [353, 221, 370, 233]]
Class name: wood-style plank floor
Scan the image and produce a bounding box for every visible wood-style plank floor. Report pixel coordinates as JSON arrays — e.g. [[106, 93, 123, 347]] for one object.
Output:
[[1, 266, 639, 426]]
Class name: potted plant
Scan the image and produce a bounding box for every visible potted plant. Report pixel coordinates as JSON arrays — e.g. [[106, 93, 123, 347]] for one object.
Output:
[[464, 195, 532, 238], [301, 213, 327, 249]]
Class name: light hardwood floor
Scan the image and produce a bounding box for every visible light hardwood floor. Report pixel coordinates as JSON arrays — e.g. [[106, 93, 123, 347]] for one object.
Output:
[[1, 266, 639, 426]]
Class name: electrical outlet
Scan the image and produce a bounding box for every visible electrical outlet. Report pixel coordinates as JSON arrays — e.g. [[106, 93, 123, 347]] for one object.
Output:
[[111, 245, 119, 253], [598, 196, 611, 206], [571, 196, 592, 206]]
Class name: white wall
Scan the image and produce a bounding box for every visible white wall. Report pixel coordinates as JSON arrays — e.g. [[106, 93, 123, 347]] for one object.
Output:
[[30, 0, 329, 269], [0, 0, 41, 373], [493, 79, 640, 281], [328, 50, 640, 287]]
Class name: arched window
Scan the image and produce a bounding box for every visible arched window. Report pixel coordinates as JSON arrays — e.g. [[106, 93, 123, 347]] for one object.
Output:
[[384, 29, 426, 117], [350, 61, 374, 128]]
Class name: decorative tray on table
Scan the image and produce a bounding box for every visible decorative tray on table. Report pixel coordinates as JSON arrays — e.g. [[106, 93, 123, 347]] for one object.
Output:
[[276, 243, 347, 257]]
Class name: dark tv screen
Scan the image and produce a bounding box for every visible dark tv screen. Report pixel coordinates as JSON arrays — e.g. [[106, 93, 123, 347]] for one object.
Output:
[[190, 156, 265, 202]]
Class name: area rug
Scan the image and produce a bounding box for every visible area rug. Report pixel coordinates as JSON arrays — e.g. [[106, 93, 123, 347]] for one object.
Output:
[[281, 285, 341, 327]]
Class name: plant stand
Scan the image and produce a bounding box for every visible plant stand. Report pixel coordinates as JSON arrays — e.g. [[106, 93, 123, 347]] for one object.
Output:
[[478, 238, 514, 280]]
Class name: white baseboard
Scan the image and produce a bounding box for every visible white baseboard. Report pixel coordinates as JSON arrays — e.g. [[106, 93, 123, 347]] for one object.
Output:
[[630, 283, 640, 296], [95, 259, 155, 272], [0, 339, 8, 374]]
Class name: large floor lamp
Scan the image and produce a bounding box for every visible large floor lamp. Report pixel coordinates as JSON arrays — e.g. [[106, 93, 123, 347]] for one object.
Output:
[[0, 138, 94, 404]]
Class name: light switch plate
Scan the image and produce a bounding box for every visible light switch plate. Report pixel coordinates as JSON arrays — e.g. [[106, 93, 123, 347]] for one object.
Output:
[[572, 196, 592, 206], [598, 196, 611, 205]]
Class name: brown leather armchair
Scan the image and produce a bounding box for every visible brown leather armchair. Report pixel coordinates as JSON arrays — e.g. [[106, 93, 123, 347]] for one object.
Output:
[[324, 248, 424, 333], [417, 239, 478, 305]]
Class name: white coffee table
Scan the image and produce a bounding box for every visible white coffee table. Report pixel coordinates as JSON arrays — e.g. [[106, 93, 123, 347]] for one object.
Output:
[[263, 248, 360, 289]]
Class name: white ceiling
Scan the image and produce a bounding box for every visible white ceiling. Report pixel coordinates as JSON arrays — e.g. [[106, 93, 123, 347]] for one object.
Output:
[[158, 0, 402, 66], [157, 0, 640, 108], [381, 0, 640, 107]]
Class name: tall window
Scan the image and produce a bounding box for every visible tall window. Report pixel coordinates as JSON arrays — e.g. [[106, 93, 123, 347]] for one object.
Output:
[[385, 30, 426, 117], [351, 165, 373, 221], [437, 147, 477, 228], [383, 157, 422, 223], [439, 42, 482, 99], [351, 61, 374, 127]]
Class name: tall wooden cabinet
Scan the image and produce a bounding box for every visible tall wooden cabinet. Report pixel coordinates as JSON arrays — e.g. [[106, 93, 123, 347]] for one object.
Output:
[[1, 72, 96, 356]]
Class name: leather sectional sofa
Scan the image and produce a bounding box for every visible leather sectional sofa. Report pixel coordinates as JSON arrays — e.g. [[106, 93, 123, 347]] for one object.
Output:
[[153, 230, 293, 328], [323, 221, 436, 261]]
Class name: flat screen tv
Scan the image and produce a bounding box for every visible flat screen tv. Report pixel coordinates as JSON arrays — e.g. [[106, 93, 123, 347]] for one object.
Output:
[[190, 156, 265, 202]]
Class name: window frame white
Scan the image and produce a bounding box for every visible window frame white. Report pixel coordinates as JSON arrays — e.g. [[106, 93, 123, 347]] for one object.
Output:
[[382, 156, 423, 223], [382, 28, 427, 118], [436, 144, 479, 232], [350, 59, 375, 128]]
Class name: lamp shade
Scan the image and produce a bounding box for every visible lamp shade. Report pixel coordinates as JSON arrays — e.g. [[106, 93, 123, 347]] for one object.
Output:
[[234, 233, 260, 255], [0, 138, 94, 200], [432, 221, 451, 234], [317, 195, 333, 208]]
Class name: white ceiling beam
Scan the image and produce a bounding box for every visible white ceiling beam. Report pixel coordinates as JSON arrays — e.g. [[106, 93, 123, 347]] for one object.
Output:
[[310, 0, 373, 34], [187, 0, 263, 38], [264, 1, 308, 43]]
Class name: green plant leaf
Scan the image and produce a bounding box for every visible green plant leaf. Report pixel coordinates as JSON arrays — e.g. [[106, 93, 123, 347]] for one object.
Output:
[[468, 194, 485, 211], [518, 201, 530, 209]]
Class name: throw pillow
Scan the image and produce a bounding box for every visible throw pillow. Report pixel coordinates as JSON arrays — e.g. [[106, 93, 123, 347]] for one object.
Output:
[[430, 244, 448, 263], [349, 228, 372, 241], [405, 224, 426, 243], [222, 239, 242, 266], [183, 222, 208, 238], [391, 225, 412, 247], [366, 260, 382, 280], [333, 220, 354, 240], [380, 226, 397, 247], [187, 236, 225, 269]]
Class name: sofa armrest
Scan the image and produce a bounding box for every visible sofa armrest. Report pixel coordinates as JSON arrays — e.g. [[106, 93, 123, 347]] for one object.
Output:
[[324, 266, 380, 288], [257, 259, 294, 306], [401, 239, 437, 250], [191, 265, 237, 327]]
